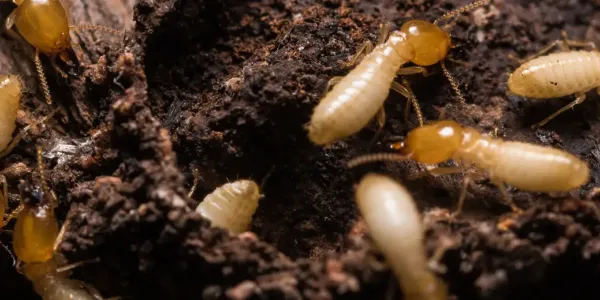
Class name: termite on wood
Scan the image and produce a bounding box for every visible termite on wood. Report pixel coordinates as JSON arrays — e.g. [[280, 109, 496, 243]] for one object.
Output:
[[1, 0, 124, 104], [0, 74, 59, 158], [508, 33, 600, 128], [355, 173, 447, 300], [348, 120, 589, 214], [307, 0, 489, 146]]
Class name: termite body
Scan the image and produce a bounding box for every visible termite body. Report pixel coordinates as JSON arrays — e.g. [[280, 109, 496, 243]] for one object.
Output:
[[196, 179, 261, 234], [355, 174, 447, 300], [307, 0, 489, 146], [508, 38, 600, 128], [348, 120, 589, 212], [22, 257, 106, 300], [2, 0, 123, 104]]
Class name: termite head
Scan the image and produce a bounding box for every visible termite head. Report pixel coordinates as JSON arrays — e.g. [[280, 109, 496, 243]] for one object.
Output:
[[13, 0, 71, 54], [401, 20, 451, 66], [21, 259, 59, 281], [395, 120, 463, 164]]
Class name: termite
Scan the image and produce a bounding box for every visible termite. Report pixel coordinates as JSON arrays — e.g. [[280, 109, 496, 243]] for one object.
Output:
[[2, 0, 124, 105], [348, 120, 589, 214], [306, 0, 489, 146], [11, 147, 114, 300], [195, 179, 261, 234], [0, 74, 59, 158], [508, 33, 600, 128], [355, 173, 447, 300]]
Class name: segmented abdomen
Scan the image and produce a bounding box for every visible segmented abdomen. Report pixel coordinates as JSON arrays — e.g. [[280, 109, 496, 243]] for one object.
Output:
[[508, 51, 600, 98], [307, 42, 410, 145], [460, 139, 589, 192], [196, 180, 260, 234]]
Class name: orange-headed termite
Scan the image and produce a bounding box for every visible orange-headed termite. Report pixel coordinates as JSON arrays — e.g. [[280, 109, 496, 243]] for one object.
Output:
[[3, 0, 124, 105], [307, 0, 489, 146], [356, 173, 448, 300], [348, 120, 589, 213], [508, 34, 600, 128]]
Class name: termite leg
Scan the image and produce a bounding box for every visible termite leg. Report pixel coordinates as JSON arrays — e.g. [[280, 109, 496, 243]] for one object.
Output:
[[407, 166, 465, 181], [188, 168, 200, 198], [391, 80, 424, 126], [453, 174, 473, 217], [322, 76, 343, 97], [376, 22, 392, 45], [492, 179, 523, 213], [51, 53, 69, 78], [368, 107, 386, 147], [0, 108, 60, 158], [396, 66, 429, 77], [53, 219, 70, 252], [532, 91, 588, 129], [346, 41, 374, 67]]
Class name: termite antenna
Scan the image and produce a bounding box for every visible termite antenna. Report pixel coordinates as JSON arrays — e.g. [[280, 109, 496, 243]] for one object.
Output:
[[36, 146, 56, 208], [441, 60, 467, 105], [347, 153, 409, 168], [34, 49, 53, 105], [434, 0, 490, 25]]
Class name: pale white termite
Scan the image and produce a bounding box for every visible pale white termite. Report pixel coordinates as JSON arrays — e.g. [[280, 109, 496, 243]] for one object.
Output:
[[196, 179, 261, 234], [348, 120, 590, 213], [508, 37, 600, 128], [306, 0, 490, 146], [355, 173, 447, 300]]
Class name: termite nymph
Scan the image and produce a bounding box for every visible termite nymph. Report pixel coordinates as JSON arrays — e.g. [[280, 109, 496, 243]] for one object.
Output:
[[508, 34, 600, 128], [307, 0, 489, 146], [2, 0, 124, 105], [348, 120, 589, 214], [355, 174, 447, 300], [195, 179, 262, 234]]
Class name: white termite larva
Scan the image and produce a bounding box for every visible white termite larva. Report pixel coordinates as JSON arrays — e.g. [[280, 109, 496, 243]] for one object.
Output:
[[355, 173, 447, 300], [196, 179, 261, 234]]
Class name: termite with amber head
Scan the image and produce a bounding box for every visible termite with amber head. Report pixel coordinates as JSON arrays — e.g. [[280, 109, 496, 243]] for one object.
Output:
[[508, 33, 600, 128], [307, 0, 489, 146], [348, 120, 589, 214], [356, 173, 448, 300], [1, 0, 124, 105], [10, 147, 115, 300]]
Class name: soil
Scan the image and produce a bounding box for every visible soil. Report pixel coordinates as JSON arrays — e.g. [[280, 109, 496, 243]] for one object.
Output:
[[1, 0, 600, 299]]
